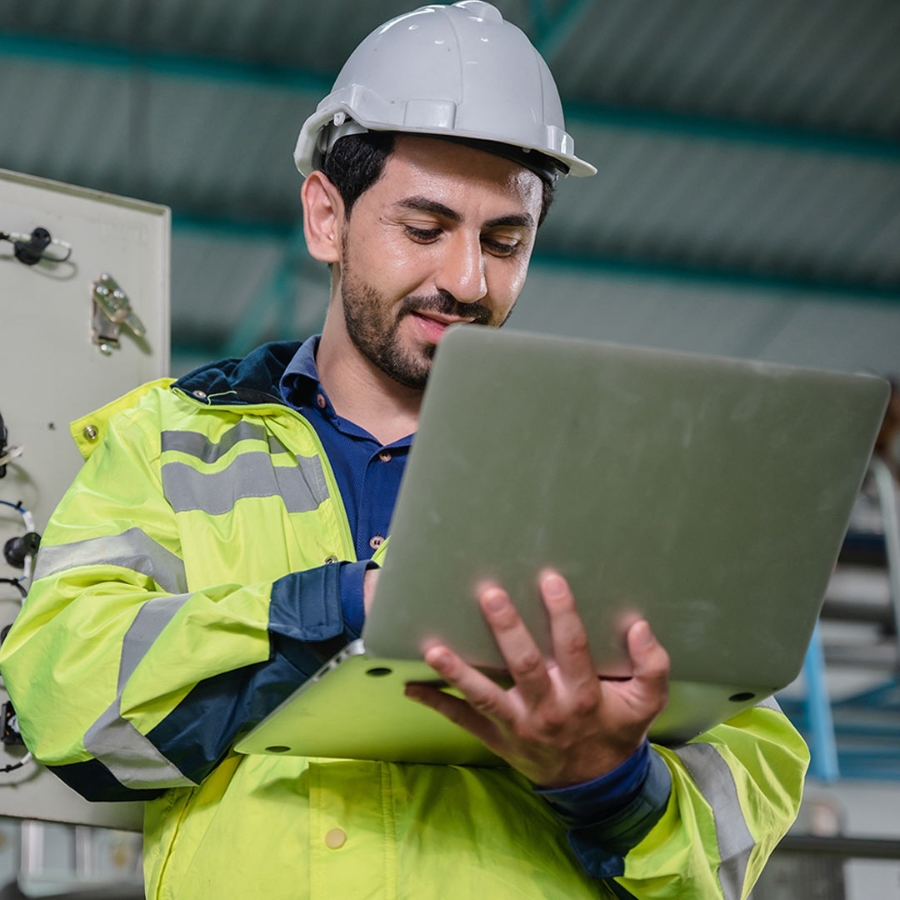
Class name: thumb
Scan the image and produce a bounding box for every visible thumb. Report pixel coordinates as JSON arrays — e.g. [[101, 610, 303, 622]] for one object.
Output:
[[625, 620, 670, 716]]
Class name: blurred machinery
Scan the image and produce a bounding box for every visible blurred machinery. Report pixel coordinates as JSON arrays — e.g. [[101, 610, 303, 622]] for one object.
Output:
[[0, 168, 170, 892]]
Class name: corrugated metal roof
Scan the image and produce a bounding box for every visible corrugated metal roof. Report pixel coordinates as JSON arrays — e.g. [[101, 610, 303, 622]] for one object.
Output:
[[551, 0, 900, 137], [0, 0, 898, 371]]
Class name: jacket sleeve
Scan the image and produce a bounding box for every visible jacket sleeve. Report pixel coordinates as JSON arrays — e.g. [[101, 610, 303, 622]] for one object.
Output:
[[547, 697, 808, 900], [0, 394, 357, 802]]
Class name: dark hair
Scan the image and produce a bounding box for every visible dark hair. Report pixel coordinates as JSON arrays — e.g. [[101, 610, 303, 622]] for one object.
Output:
[[322, 132, 557, 226]]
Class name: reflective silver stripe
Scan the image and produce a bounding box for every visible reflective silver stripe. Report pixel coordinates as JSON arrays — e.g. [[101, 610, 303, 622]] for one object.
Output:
[[162, 452, 328, 515], [161, 422, 268, 463], [675, 743, 754, 900], [32, 528, 187, 595], [756, 695, 781, 713], [118, 595, 190, 692], [297, 453, 329, 505], [85, 700, 192, 789], [85, 595, 194, 788], [268, 435, 293, 456]]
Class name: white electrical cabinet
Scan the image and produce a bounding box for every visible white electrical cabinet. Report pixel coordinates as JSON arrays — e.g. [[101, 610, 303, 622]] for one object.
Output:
[[0, 168, 171, 830]]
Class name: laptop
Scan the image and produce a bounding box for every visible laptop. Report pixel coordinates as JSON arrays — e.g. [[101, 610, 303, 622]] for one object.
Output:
[[235, 326, 889, 763]]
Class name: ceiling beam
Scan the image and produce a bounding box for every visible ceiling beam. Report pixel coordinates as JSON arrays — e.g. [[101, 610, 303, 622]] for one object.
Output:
[[169, 215, 900, 303], [1, 31, 898, 162], [0, 31, 331, 93], [530, 250, 900, 303], [564, 101, 900, 162]]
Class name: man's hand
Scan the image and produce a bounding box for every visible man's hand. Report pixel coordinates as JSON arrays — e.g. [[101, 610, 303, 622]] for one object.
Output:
[[404, 570, 670, 789], [363, 568, 380, 615]]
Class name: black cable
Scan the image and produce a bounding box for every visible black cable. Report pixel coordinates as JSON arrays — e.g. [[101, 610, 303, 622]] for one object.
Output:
[[0, 409, 7, 478], [0, 227, 71, 265], [0, 579, 26, 599]]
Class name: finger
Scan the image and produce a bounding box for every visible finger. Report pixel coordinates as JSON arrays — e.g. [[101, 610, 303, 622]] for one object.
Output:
[[404, 683, 502, 749], [478, 586, 554, 703], [623, 620, 670, 716], [422, 643, 519, 724], [540, 571, 597, 685]]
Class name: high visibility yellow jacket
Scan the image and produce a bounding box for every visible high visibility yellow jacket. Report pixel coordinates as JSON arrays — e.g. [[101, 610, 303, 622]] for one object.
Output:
[[0, 343, 808, 900]]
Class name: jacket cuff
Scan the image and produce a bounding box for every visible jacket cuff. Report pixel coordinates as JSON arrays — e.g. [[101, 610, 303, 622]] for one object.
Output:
[[545, 747, 672, 880], [537, 740, 651, 822], [269, 564, 347, 642], [339, 560, 378, 638]]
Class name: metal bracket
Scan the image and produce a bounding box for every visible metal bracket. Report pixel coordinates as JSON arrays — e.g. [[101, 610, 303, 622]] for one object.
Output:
[[90, 273, 146, 355]]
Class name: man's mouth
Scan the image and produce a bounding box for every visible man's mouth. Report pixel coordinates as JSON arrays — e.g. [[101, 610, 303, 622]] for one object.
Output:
[[407, 311, 476, 342], [399, 290, 493, 330]]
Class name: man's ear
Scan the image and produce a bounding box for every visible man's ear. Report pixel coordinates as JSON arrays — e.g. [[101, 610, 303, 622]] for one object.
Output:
[[302, 171, 343, 264]]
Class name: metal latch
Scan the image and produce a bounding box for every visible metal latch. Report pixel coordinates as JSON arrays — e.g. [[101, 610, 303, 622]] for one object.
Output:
[[90, 273, 146, 355]]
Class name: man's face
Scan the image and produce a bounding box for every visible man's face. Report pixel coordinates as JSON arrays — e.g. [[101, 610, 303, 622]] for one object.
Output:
[[337, 136, 543, 389]]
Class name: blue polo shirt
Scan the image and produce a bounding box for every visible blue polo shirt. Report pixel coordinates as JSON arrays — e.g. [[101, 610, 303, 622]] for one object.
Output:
[[278, 335, 650, 840], [279, 335, 411, 635]]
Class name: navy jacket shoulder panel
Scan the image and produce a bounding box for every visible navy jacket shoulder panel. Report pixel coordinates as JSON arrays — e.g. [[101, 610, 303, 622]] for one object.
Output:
[[173, 341, 302, 402]]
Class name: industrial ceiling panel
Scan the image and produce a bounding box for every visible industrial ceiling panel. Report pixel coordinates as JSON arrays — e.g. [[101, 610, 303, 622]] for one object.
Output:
[[3, 0, 899, 136], [140, 76, 313, 222], [0, 61, 132, 191], [514, 267, 900, 374], [554, 0, 900, 136], [0, 0, 897, 373], [541, 127, 900, 288]]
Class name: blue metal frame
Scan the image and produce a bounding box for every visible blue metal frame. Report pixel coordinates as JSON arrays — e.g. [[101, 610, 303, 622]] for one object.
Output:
[[782, 543, 900, 784], [800, 623, 841, 783], [780, 673, 900, 782]]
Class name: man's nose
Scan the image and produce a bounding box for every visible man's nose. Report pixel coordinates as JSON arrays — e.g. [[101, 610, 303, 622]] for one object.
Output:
[[435, 233, 488, 305]]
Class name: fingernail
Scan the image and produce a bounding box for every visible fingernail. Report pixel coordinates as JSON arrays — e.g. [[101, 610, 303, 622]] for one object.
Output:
[[481, 590, 506, 613], [425, 647, 451, 667], [635, 621, 654, 647], [542, 572, 567, 598]]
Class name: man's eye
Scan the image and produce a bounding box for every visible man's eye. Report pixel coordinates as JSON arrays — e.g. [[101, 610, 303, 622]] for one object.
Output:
[[483, 238, 519, 257], [405, 226, 442, 242]]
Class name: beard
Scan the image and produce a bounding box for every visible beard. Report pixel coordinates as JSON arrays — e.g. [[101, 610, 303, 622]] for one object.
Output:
[[340, 253, 510, 390]]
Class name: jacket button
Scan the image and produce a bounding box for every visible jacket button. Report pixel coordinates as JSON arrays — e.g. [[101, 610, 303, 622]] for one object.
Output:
[[82, 425, 99, 441], [369, 535, 384, 549], [324, 555, 339, 564], [192, 390, 207, 399], [325, 828, 346, 849]]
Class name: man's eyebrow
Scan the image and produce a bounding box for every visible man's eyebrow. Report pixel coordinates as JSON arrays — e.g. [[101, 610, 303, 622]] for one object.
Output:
[[396, 197, 535, 231], [484, 213, 535, 230], [396, 197, 461, 222]]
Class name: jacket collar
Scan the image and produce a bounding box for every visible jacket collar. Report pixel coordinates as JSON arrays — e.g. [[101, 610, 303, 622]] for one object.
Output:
[[173, 341, 302, 406]]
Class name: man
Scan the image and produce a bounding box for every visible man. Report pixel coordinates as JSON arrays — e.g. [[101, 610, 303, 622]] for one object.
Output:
[[0, 3, 807, 899]]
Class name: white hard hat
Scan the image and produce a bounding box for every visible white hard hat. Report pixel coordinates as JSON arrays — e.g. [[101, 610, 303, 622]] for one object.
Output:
[[294, 1, 596, 178]]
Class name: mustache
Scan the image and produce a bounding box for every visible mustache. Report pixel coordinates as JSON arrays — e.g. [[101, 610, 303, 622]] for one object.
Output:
[[399, 290, 492, 326]]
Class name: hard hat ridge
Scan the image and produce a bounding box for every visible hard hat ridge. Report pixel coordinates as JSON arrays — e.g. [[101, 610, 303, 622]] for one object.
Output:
[[294, 1, 596, 178]]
